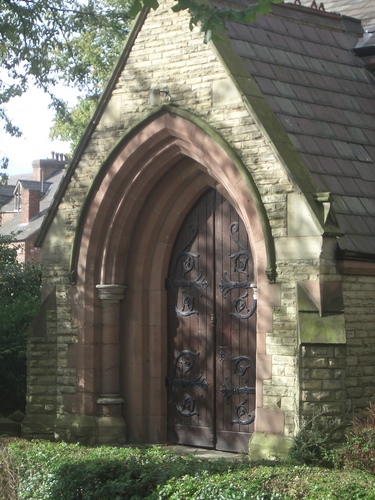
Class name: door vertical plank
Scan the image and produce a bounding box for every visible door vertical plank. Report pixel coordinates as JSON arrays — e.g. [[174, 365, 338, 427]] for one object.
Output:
[[167, 189, 256, 451]]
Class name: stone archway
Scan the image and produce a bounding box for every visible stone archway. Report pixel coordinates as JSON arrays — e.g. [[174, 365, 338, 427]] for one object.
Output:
[[68, 110, 274, 448]]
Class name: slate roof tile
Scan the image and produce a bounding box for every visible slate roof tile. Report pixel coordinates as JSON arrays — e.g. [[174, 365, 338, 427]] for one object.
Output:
[[331, 105, 357, 126], [364, 216, 375, 234], [337, 159, 361, 178], [224, 0, 375, 256], [264, 95, 281, 113], [329, 124, 353, 142], [346, 235, 375, 255], [363, 144, 375, 160], [271, 65, 295, 83], [308, 103, 333, 122], [338, 235, 358, 253], [305, 70, 328, 89], [337, 177, 366, 197], [361, 198, 375, 216], [312, 173, 347, 194], [320, 157, 343, 176], [358, 95, 375, 112], [286, 52, 310, 70], [300, 39, 326, 59], [349, 143, 372, 162], [302, 153, 327, 174], [296, 116, 319, 135], [295, 101, 316, 118], [284, 35, 306, 54], [349, 214, 373, 234], [322, 75, 346, 93], [299, 24, 319, 43], [338, 196, 368, 215], [290, 68, 314, 86], [277, 114, 299, 133], [292, 84, 314, 101], [253, 76, 277, 95], [299, 135, 324, 155], [336, 214, 362, 234], [342, 109, 368, 128], [251, 44, 275, 62], [242, 58, 259, 75], [274, 96, 300, 115], [353, 177, 375, 197], [230, 21, 250, 39], [280, 18, 305, 39], [273, 80, 296, 98], [354, 161, 375, 181], [263, 14, 285, 33], [332, 140, 357, 160], [251, 59, 277, 78]]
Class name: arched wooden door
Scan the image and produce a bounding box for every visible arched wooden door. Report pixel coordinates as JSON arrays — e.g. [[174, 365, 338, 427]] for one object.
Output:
[[166, 189, 256, 453]]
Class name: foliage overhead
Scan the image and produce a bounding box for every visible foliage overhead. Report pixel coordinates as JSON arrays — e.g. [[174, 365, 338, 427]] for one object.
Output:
[[132, 0, 284, 43], [0, 0, 131, 171], [1, 0, 283, 170]]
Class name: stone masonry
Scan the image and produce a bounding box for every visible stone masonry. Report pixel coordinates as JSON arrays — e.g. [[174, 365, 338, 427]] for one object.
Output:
[[23, 0, 375, 457]]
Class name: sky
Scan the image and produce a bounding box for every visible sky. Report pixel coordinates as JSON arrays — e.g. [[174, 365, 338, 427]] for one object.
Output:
[[0, 86, 77, 178]]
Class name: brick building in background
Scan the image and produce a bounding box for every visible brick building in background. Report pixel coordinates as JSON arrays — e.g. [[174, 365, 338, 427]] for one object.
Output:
[[23, 0, 375, 457], [0, 154, 67, 262]]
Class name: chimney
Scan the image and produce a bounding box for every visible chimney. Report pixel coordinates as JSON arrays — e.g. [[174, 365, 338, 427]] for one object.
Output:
[[20, 188, 40, 224], [32, 153, 68, 182]]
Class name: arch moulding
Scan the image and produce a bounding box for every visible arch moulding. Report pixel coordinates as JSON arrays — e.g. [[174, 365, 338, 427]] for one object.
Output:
[[65, 108, 279, 449]]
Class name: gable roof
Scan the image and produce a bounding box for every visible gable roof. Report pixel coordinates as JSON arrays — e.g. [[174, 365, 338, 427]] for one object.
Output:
[[0, 169, 65, 242], [37, 0, 375, 261], [222, 0, 375, 259]]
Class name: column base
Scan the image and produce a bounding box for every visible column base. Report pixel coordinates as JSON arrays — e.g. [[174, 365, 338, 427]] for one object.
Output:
[[54, 414, 126, 446], [96, 416, 127, 445], [249, 432, 293, 460]]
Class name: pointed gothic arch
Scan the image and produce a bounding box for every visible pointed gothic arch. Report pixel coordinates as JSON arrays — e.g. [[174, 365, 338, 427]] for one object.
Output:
[[66, 109, 276, 447]]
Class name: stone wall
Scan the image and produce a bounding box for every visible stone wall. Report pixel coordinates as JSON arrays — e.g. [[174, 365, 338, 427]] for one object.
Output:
[[23, 0, 361, 451], [343, 274, 375, 411]]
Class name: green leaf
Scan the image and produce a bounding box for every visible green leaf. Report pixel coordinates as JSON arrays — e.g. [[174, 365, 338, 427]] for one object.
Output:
[[128, 0, 143, 18], [143, 0, 159, 10], [172, 0, 191, 12]]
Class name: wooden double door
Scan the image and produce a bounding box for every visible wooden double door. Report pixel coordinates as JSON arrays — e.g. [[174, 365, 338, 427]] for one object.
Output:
[[167, 189, 256, 453]]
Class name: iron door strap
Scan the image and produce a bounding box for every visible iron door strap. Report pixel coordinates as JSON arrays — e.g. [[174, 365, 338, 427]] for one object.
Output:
[[218, 221, 257, 319], [167, 350, 208, 417], [220, 356, 256, 425], [167, 223, 209, 317]]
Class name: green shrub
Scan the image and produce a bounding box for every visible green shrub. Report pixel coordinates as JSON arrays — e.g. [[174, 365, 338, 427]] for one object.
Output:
[[2, 439, 375, 499], [6, 441, 248, 499], [0, 438, 19, 500], [0, 235, 41, 416], [157, 469, 285, 499], [338, 403, 375, 475], [288, 412, 346, 468]]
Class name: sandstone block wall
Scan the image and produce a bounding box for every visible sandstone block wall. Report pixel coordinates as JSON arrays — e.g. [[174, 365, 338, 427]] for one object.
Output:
[[24, 0, 375, 445]]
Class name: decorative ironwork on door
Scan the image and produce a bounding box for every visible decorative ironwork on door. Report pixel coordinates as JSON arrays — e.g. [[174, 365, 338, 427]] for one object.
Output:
[[220, 356, 255, 425], [219, 222, 257, 320], [217, 220, 257, 426], [167, 224, 208, 317], [166, 350, 208, 417], [167, 189, 257, 452]]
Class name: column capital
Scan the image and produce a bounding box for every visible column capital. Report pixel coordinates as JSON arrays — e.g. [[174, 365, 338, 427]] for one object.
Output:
[[96, 284, 126, 302]]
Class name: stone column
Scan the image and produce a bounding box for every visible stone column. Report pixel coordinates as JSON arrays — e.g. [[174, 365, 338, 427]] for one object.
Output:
[[96, 284, 126, 444]]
